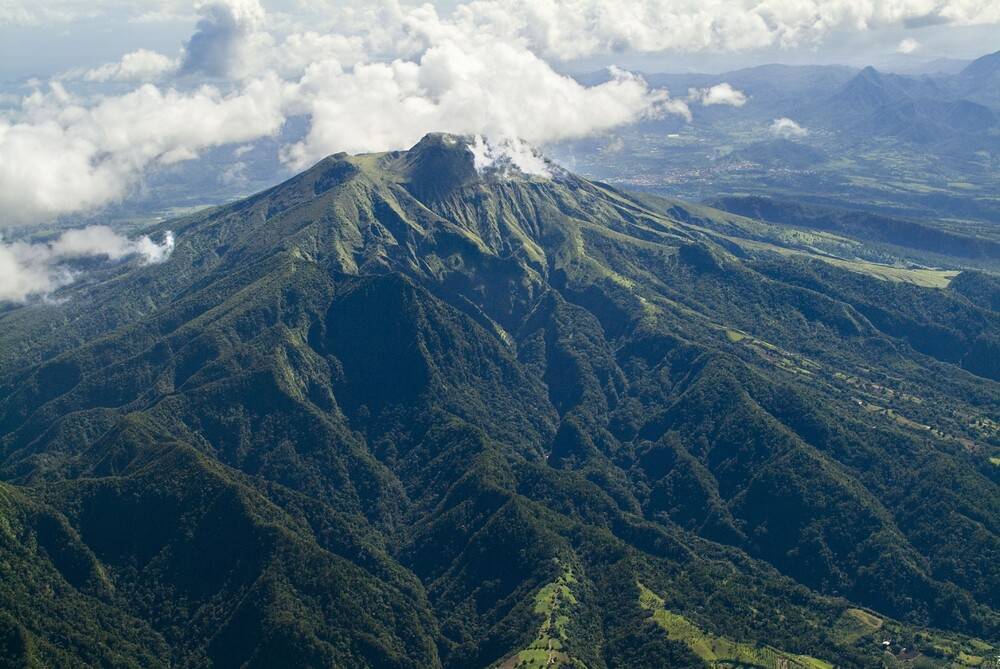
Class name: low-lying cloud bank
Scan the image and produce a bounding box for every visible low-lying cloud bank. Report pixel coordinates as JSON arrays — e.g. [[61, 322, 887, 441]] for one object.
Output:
[[7, 0, 998, 50], [0, 78, 286, 224], [0, 226, 174, 302]]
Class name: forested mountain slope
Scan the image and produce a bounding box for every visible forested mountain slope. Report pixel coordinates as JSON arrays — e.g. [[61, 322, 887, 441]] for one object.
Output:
[[0, 134, 997, 668]]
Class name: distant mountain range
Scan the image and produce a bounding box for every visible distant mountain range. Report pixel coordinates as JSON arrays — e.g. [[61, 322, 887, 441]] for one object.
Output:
[[0, 134, 997, 668], [579, 50, 1000, 142], [812, 64, 997, 144], [555, 51, 1000, 234]]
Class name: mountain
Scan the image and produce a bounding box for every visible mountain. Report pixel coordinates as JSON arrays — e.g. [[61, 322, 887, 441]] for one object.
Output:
[[960, 50, 1000, 81], [831, 66, 910, 111], [556, 55, 1000, 247], [953, 50, 1000, 107], [946, 99, 997, 132], [814, 65, 997, 144], [0, 134, 997, 668]]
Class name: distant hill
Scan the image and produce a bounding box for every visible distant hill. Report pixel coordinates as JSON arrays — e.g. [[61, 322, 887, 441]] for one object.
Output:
[[832, 66, 911, 110], [724, 138, 827, 169], [961, 50, 1000, 80], [947, 98, 997, 132], [812, 65, 996, 144], [953, 50, 1000, 107]]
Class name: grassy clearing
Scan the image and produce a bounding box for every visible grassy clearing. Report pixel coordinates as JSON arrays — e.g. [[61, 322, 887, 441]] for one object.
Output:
[[911, 630, 999, 668], [723, 326, 821, 376], [819, 259, 959, 288], [781, 250, 960, 288], [498, 565, 587, 669], [853, 399, 942, 436], [638, 582, 833, 669], [832, 608, 884, 645], [957, 650, 985, 666], [533, 568, 577, 644], [725, 329, 747, 343], [725, 235, 959, 288]]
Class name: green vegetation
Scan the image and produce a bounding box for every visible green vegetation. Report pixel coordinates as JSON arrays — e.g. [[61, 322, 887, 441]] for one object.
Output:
[[638, 582, 833, 669], [499, 564, 588, 668], [830, 608, 999, 668], [832, 608, 884, 645], [0, 133, 996, 667], [725, 329, 747, 343]]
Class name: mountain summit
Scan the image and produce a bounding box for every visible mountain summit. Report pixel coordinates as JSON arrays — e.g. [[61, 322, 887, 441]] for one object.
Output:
[[0, 135, 997, 668]]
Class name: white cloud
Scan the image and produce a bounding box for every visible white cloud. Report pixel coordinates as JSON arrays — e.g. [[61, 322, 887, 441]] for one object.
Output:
[[426, 0, 1000, 60], [180, 0, 270, 78], [770, 117, 808, 138], [219, 160, 248, 185], [0, 226, 174, 302], [0, 79, 286, 223], [280, 46, 681, 169], [8, 0, 1000, 224], [469, 135, 551, 177], [1, 1, 687, 220], [4, 0, 1000, 38], [84, 49, 179, 82], [688, 82, 747, 107], [603, 136, 625, 153], [50, 225, 174, 260], [272, 31, 366, 77], [897, 37, 921, 54]]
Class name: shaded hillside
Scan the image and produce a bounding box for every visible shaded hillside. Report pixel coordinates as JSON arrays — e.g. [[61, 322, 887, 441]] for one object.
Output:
[[954, 50, 1000, 107], [813, 66, 997, 145]]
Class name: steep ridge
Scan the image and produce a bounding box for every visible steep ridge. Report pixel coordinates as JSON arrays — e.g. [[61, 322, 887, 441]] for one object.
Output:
[[0, 134, 997, 668], [708, 195, 1000, 262]]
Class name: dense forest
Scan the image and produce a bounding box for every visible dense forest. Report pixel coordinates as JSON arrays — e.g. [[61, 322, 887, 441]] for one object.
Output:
[[0, 134, 997, 668]]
